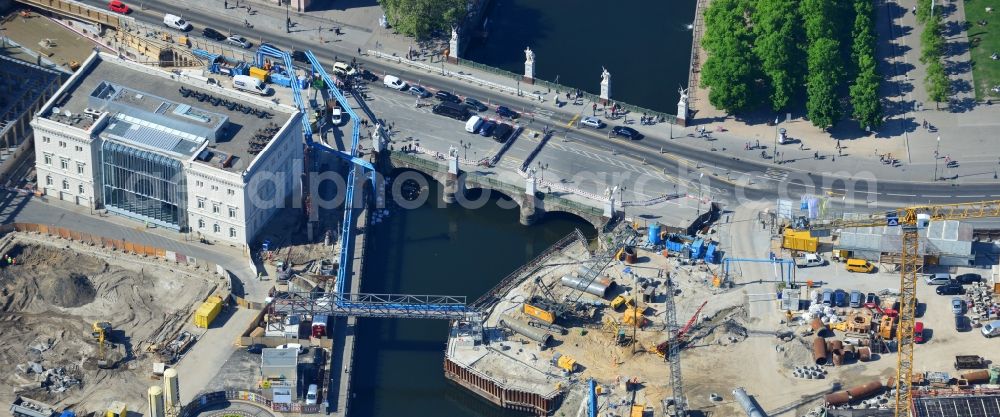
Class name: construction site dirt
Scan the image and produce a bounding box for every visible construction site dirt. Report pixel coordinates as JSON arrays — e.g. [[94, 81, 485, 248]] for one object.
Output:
[[0, 233, 220, 414]]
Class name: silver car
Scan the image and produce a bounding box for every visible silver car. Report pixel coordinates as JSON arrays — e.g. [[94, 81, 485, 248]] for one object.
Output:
[[951, 297, 965, 315], [226, 35, 252, 48], [581, 116, 604, 129]]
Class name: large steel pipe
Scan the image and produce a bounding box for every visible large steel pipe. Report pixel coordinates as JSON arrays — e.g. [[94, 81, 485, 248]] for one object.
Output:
[[732, 387, 767, 417], [560, 275, 614, 298], [499, 315, 553, 346], [812, 337, 828, 365]]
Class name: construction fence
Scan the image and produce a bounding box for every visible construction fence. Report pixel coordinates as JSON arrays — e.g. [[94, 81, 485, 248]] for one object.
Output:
[[180, 390, 322, 416], [1, 223, 229, 277]]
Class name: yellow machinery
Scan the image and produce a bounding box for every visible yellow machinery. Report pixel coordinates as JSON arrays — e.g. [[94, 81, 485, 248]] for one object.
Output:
[[91, 321, 111, 339], [551, 352, 577, 372], [523, 300, 556, 324], [105, 401, 127, 417], [610, 295, 635, 311], [91, 321, 113, 369], [807, 200, 1000, 417]]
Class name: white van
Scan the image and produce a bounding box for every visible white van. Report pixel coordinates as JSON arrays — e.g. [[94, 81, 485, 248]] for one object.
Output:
[[163, 14, 192, 31], [305, 384, 318, 405], [233, 75, 270, 96], [465, 115, 483, 133], [332, 62, 356, 77], [383, 74, 407, 90]]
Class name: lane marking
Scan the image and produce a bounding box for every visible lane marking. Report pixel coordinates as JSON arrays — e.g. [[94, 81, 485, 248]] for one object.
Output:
[[956, 195, 986, 198], [922, 195, 950, 198], [885, 193, 917, 197], [566, 114, 580, 129]]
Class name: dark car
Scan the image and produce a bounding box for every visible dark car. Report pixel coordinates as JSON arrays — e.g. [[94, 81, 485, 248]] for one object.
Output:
[[496, 106, 520, 119], [246, 343, 266, 354], [955, 273, 982, 284], [202, 27, 226, 42], [291, 50, 309, 63], [435, 90, 462, 103], [833, 289, 848, 307], [864, 292, 878, 307], [409, 85, 432, 99], [479, 120, 497, 137], [465, 97, 488, 112], [955, 315, 969, 332], [492, 123, 514, 143], [936, 283, 965, 295], [359, 69, 379, 82], [612, 126, 642, 140], [432, 102, 469, 121]]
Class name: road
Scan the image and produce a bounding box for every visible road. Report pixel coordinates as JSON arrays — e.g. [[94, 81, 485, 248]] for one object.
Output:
[[75, 0, 1000, 209]]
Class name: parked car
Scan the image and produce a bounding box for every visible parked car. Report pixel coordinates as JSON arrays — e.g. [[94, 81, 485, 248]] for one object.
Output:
[[492, 123, 514, 143], [383, 75, 407, 90], [955, 315, 969, 332], [359, 70, 379, 82], [479, 120, 497, 137], [432, 102, 469, 120], [306, 384, 318, 405], [795, 253, 825, 268], [163, 13, 192, 31], [845, 258, 874, 273], [408, 85, 432, 99], [925, 273, 952, 285], [276, 343, 306, 354], [245, 343, 265, 354], [202, 27, 226, 41], [581, 116, 604, 129], [611, 126, 642, 140], [435, 90, 462, 104], [226, 34, 252, 49], [981, 320, 1000, 338], [914, 321, 925, 343], [936, 283, 964, 295], [291, 50, 309, 63], [849, 290, 863, 308], [951, 297, 965, 315], [821, 289, 833, 306], [833, 289, 848, 307], [332, 62, 357, 77], [496, 106, 519, 119], [954, 273, 982, 284], [464, 97, 488, 112], [108, 0, 130, 14], [864, 292, 878, 307]]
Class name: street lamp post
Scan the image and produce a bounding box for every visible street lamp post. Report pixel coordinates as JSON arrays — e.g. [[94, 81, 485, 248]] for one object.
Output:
[[619, 185, 627, 218], [933, 136, 940, 181], [772, 117, 779, 164], [697, 173, 704, 215], [284, 0, 290, 33]]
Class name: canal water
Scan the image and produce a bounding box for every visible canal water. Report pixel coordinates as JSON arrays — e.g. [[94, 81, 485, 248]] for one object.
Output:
[[350, 179, 596, 417], [464, 0, 697, 113]]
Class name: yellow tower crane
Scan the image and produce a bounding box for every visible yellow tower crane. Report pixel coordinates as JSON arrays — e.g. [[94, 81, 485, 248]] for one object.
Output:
[[802, 200, 1000, 417]]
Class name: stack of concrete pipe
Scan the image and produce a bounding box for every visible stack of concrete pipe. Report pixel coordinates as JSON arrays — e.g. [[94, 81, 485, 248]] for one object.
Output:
[[825, 380, 884, 406]]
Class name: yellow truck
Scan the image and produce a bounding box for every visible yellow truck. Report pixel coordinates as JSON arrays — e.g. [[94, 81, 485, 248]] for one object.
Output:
[[523, 302, 556, 324]]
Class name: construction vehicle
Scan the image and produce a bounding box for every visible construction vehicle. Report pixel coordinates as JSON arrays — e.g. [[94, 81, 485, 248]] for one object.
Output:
[[610, 294, 635, 311], [551, 352, 578, 372], [105, 402, 127, 417], [522, 296, 557, 324], [803, 200, 1000, 417], [91, 321, 114, 369], [653, 300, 708, 357]]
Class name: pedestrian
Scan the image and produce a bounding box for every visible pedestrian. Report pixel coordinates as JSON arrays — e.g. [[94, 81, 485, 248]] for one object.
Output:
[[358, 47, 362, 56], [224, 0, 228, 9], [814, 151, 819, 159], [838, 148, 842, 156], [756, 139, 760, 148], [836, 140, 841, 149], [832, 155, 835, 162], [593, 103, 597, 116], [799, 143, 804, 150]]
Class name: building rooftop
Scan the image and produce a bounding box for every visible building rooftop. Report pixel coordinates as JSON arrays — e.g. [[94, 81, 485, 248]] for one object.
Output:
[[261, 348, 298, 368], [914, 393, 1000, 417], [838, 220, 973, 256], [44, 53, 294, 172]]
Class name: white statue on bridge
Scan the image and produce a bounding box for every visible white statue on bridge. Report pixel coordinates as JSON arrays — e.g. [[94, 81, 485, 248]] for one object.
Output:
[[525, 47, 534, 63]]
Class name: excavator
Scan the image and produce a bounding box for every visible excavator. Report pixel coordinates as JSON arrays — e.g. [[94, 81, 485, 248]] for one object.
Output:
[[652, 300, 708, 357], [802, 200, 1000, 417], [91, 321, 114, 369]]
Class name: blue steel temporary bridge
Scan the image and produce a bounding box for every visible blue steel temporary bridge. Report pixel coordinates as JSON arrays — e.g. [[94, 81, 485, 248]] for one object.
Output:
[[722, 257, 796, 286], [273, 49, 467, 319]]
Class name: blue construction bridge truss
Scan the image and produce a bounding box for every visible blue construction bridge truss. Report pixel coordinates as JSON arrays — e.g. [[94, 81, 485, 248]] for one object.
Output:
[[272, 292, 474, 320]]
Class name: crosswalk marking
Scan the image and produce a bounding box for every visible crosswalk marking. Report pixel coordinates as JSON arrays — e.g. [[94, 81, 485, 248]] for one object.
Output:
[[761, 168, 789, 182]]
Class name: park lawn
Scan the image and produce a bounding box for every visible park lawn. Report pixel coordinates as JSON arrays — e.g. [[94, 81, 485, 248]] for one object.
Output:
[[965, 0, 1000, 100]]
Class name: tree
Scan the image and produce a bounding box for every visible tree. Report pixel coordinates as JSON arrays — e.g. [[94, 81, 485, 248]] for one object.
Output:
[[919, 14, 944, 64], [800, 0, 838, 42], [701, 0, 761, 113], [851, 0, 875, 67], [850, 54, 883, 130], [925, 60, 950, 108], [378, 0, 466, 39], [753, 0, 806, 111], [806, 37, 843, 129]]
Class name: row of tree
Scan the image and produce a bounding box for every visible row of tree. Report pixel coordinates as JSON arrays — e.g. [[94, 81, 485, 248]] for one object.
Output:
[[920, 11, 950, 107], [700, 0, 883, 130]]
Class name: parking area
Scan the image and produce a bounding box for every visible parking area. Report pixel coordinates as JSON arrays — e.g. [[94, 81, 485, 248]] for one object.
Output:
[[800, 260, 999, 372]]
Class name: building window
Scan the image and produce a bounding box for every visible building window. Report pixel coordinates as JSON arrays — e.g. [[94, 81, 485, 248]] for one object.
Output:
[[60, 159, 68, 170], [197, 219, 204, 229], [227, 189, 235, 196], [213, 224, 220, 233], [45, 175, 52, 186], [42, 137, 50, 143], [228, 207, 237, 218], [196, 180, 204, 187], [77, 163, 85, 175], [197, 198, 205, 209], [75, 146, 83, 152], [212, 203, 220, 214], [59, 141, 66, 148], [78, 184, 84, 194], [211, 185, 219, 191], [43, 154, 52, 165], [229, 227, 236, 238], [61, 180, 69, 190]]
